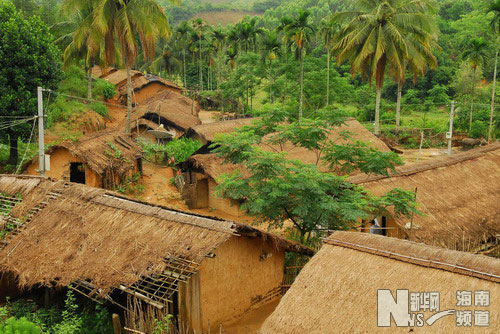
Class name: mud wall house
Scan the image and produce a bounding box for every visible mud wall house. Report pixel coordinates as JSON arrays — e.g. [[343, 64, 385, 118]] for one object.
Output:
[[180, 118, 392, 216], [349, 143, 500, 253], [25, 130, 143, 189], [260, 231, 500, 334], [0, 175, 312, 333]]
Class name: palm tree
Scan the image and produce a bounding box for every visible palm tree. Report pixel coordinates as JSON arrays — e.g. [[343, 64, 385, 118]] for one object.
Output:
[[284, 10, 315, 119], [192, 18, 208, 92], [332, 0, 438, 135], [488, 0, 500, 141], [176, 21, 192, 90], [86, 0, 176, 133], [319, 18, 340, 106], [260, 29, 282, 103]]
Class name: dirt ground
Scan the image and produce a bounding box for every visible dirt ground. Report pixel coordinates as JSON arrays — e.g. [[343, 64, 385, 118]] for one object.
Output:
[[198, 110, 219, 124], [400, 147, 461, 164], [223, 299, 280, 334]]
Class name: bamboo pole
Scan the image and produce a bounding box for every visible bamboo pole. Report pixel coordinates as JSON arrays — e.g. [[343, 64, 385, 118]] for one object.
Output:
[[112, 314, 122, 334]]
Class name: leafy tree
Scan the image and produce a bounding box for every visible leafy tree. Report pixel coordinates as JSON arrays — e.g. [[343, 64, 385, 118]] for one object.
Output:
[[212, 110, 419, 243], [0, 0, 61, 165], [319, 17, 340, 106], [488, 0, 500, 141], [332, 0, 438, 135]]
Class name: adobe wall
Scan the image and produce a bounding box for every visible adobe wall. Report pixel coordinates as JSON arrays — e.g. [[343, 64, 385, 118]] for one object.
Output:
[[197, 235, 285, 332], [208, 178, 245, 217], [25, 148, 101, 188]]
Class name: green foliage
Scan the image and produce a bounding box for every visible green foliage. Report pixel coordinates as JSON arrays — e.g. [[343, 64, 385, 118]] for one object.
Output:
[[93, 79, 116, 100], [116, 172, 145, 196], [90, 103, 109, 118], [152, 314, 174, 334], [0, 317, 41, 334], [137, 137, 202, 166]]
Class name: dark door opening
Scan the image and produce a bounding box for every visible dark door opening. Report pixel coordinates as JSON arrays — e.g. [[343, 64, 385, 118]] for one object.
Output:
[[70, 163, 86, 184]]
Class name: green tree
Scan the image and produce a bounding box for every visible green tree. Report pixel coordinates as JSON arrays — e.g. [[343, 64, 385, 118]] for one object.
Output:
[[332, 0, 438, 135], [212, 111, 419, 243], [176, 21, 193, 89], [260, 29, 282, 103], [319, 18, 340, 106], [0, 0, 61, 165], [488, 0, 500, 141]]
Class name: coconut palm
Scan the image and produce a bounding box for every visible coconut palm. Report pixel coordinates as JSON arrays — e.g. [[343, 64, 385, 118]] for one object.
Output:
[[332, 0, 438, 135], [488, 0, 500, 141], [319, 18, 341, 106], [81, 0, 177, 133], [284, 10, 315, 119]]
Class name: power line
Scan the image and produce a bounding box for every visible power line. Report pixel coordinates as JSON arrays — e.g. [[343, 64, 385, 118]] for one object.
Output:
[[16, 118, 37, 174]]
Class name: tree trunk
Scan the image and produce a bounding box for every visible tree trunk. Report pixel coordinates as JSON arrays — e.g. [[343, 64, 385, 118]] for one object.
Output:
[[375, 86, 382, 135], [326, 49, 330, 106], [299, 47, 304, 119], [199, 39, 203, 92], [489, 47, 498, 142], [183, 48, 187, 89], [469, 102, 473, 134], [395, 80, 402, 133], [87, 66, 92, 100], [7, 131, 18, 166], [126, 61, 132, 134]]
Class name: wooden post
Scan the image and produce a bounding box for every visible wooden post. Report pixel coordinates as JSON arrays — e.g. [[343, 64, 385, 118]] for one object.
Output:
[[112, 313, 122, 334], [447, 101, 455, 155]]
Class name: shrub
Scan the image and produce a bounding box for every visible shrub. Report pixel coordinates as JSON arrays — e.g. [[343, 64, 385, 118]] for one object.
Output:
[[93, 79, 116, 100], [90, 103, 109, 118], [0, 317, 41, 333], [137, 137, 201, 166]]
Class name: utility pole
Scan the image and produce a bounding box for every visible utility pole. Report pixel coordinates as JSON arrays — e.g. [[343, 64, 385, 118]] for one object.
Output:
[[447, 101, 455, 156], [37, 86, 45, 176]]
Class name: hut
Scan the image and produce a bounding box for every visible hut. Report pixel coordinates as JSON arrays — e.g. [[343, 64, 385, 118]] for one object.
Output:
[[349, 142, 500, 253], [260, 231, 500, 334], [132, 90, 201, 139], [25, 130, 143, 189], [180, 118, 391, 215], [0, 175, 312, 333]]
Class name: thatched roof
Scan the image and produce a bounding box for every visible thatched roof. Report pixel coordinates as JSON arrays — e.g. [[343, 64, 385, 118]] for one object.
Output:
[[184, 118, 391, 180], [135, 90, 201, 132], [187, 118, 256, 145], [0, 175, 312, 294], [117, 73, 181, 98], [260, 231, 500, 334], [45, 130, 143, 177], [102, 69, 142, 86], [349, 143, 500, 248]]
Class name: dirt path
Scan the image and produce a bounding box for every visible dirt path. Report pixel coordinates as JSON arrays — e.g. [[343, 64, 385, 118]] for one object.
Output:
[[198, 110, 219, 124], [223, 300, 280, 334], [400, 147, 461, 164]]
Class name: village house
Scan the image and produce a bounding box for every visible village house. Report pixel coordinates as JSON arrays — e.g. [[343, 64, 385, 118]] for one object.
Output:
[[179, 118, 391, 216], [260, 231, 500, 333], [96, 67, 182, 105], [25, 130, 143, 189], [349, 142, 500, 254], [0, 174, 312, 333]]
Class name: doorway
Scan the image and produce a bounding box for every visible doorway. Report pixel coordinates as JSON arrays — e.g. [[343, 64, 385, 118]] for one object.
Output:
[[70, 163, 86, 184]]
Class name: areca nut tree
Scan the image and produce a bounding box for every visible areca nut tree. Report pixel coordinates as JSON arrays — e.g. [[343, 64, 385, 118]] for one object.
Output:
[[90, 0, 178, 134], [319, 17, 341, 106], [332, 0, 438, 135], [488, 0, 500, 141], [284, 9, 315, 119]]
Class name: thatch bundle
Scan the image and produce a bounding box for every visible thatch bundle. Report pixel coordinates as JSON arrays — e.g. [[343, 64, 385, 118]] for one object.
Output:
[[187, 118, 256, 145], [135, 90, 201, 132], [349, 143, 500, 249], [46, 130, 142, 178], [260, 232, 500, 334], [0, 175, 311, 294]]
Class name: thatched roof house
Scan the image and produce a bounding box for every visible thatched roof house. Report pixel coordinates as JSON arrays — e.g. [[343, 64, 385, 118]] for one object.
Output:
[[179, 119, 391, 215], [0, 175, 312, 332], [261, 231, 500, 334], [350, 143, 500, 252], [26, 130, 142, 189], [133, 90, 201, 136]]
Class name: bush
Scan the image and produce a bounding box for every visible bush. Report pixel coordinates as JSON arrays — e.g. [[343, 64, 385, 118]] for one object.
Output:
[[93, 79, 116, 100], [0, 317, 41, 333], [137, 137, 202, 166], [46, 96, 85, 127], [90, 103, 109, 118]]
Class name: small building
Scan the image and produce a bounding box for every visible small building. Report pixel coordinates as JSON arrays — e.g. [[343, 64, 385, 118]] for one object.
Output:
[[98, 68, 182, 105], [349, 142, 500, 253], [260, 231, 500, 334], [131, 90, 201, 141], [0, 175, 312, 333], [26, 130, 143, 189], [180, 118, 391, 216]]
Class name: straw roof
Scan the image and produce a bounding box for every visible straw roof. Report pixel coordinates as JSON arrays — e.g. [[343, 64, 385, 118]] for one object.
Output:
[[187, 118, 256, 145], [0, 175, 311, 293], [185, 118, 391, 180], [102, 69, 142, 86], [45, 130, 143, 177], [135, 90, 201, 132], [117, 73, 181, 97], [260, 231, 500, 334], [349, 143, 500, 248]]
